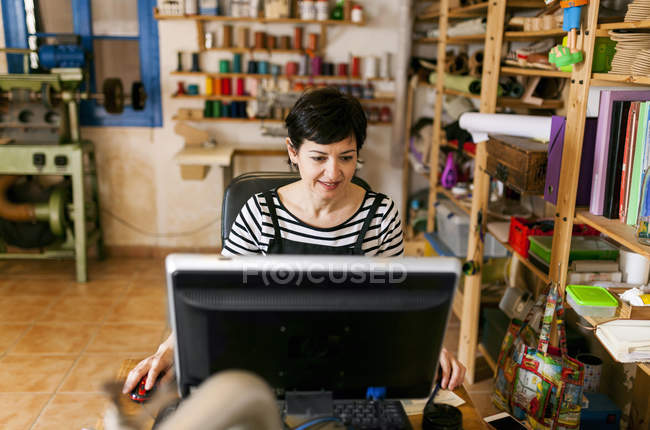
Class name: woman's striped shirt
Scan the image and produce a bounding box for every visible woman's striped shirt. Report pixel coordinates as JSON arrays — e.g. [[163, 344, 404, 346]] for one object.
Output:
[[222, 190, 404, 256]]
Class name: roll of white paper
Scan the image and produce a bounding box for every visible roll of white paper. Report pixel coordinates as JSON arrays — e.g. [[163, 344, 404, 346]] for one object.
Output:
[[458, 113, 553, 142], [620, 248, 650, 284]]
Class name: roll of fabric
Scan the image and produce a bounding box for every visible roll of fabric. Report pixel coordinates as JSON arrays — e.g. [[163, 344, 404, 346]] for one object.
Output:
[[459, 112, 553, 142], [222, 25, 233, 48], [428, 72, 482, 94]]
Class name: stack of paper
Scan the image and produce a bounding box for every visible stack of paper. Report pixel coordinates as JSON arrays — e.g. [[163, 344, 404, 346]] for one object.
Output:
[[595, 320, 650, 362], [625, 0, 650, 22]]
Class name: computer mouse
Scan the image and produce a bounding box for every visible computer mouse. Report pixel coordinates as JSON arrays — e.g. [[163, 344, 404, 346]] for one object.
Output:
[[129, 374, 159, 403]]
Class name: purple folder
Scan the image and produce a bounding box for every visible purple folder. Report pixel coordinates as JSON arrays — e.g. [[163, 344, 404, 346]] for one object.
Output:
[[545, 116, 597, 206], [590, 90, 650, 215]]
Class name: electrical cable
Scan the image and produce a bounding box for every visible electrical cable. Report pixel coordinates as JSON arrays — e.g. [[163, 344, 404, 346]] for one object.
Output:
[[101, 208, 220, 238], [293, 416, 342, 430]]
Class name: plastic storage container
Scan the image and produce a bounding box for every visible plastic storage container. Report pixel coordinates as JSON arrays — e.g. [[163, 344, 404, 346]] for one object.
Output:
[[528, 235, 619, 264], [566, 285, 618, 318], [435, 199, 507, 258]]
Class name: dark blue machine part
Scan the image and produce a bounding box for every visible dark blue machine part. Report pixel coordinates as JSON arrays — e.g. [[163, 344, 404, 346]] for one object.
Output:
[[38, 45, 85, 69]]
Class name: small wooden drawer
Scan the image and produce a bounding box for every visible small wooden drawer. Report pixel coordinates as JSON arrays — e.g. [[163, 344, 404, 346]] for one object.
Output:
[[485, 134, 548, 195]]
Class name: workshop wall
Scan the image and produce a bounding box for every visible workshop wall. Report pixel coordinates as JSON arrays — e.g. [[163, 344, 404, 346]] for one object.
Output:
[[0, 1, 403, 251]]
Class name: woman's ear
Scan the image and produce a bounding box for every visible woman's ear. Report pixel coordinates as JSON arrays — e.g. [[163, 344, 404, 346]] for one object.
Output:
[[286, 138, 298, 165]]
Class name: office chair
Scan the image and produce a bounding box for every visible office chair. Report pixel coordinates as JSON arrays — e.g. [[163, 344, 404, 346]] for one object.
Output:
[[221, 171, 371, 244]]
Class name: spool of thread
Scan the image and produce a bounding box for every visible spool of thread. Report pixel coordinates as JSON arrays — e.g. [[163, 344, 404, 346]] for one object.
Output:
[[212, 100, 222, 118], [363, 56, 378, 79], [222, 25, 233, 48], [620, 248, 650, 284], [240, 101, 248, 118], [221, 78, 232, 95], [191, 53, 201, 72], [176, 52, 183, 72], [337, 63, 348, 77], [186, 84, 199, 95], [254, 31, 266, 49], [237, 27, 249, 48], [236, 78, 245, 96], [258, 60, 269, 75], [310, 56, 323, 76], [381, 52, 392, 79], [233, 53, 242, 73], [576, 353, 603, 392], [219, 59, 230, 73], [204, 100, 213, 118], [185, 0, 198, 15], [279, 35, 291, 50], [214, 77, 222, 95], [299, 55, 309, 75], [351, 56, 361, 77], [267, 35, 276, 50], [230, 101, 239, 118], [247, 60, 258, 74], [271, 64, 282, 77], [223, 103, 231, 118], [293, 27, 303, 50], [307, 33, 319, 51], [286, 61, 298, 76], [205, 76, 214, 95]]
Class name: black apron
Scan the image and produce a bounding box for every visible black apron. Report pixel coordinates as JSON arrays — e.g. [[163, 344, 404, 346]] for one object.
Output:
[[262, 190, 385, 255]]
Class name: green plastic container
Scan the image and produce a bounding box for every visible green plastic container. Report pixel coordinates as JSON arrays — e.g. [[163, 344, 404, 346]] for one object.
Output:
[[566, 285, 618, 317], [528, 236, 619, 264]]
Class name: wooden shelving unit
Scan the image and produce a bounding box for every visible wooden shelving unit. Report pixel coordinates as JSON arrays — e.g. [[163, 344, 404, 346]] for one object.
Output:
[[504, 28, 565, 40], [172, 114, 392, 126], [501, 66, 571, 78], [171, 71, 394, 82], [172, 94, 394, 104], [154, 10, 364, 26], [592, 73, 650, 86], [575, 211, 650, 259], [437, 186, 472, 216]]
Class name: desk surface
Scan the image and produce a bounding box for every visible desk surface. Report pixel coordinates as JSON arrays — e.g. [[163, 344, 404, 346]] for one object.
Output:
[[99, 359, 486, 429]]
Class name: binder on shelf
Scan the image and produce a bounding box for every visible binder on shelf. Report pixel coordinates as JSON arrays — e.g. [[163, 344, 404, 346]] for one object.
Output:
[[619, 102, 640, 222], [603, 101, 628, 219], [629, 101, 650, 226]]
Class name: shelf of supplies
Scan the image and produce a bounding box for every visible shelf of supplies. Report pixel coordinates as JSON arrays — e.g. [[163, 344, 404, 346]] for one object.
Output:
[[499, 97, 564, 110], [592, 73, 650, 86], [418, 0, 539, 20], [504, 28, 565, 40], [205, 47, 306, 54], [437, 186, 472, 216], [414, 37, 438, 44], [171, 71, 394, 82], [478, 343, 498, 374], [486, 224, 551, 284], [154, 10, 364, 25], [172, 94, 255, 101], [447, 34, 486, 44], [441, 141, 476, 159], [501, 66, 571, 78], [172, 115, 391, 126], [596, 20, 650, 36], [575, 210, 650, 259]]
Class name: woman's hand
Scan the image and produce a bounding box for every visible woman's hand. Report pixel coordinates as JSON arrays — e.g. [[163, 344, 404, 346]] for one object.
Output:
[[438, 348, 466, 391], [122, 333, 175, 394]]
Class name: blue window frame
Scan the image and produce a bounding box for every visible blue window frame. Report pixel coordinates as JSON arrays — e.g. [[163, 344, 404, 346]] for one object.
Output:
[[2, 0, 162, 127]]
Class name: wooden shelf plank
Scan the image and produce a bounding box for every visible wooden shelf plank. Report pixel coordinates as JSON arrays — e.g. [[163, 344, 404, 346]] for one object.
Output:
[[172, 115, 391, 125], [437, 186, 472, 216], [170, 71, 394, 82], [501, 66, 571, 78], [596, 19, 650, 36], [155, 10, 363, 26], [499, 97, 563, 109], [172, 94, 255, 101], [447, 34, 486, 44], [575, 210, 650, 259], [486, 224, 551, 284], [205, 47, 306, 54], [592, 73, 650, 86], [443, 88, 481, 99], [504, 28, 565, 40], [417, 0, 538, 20]]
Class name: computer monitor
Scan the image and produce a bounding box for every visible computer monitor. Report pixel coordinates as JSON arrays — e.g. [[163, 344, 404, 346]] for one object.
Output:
[[166, 255, 460, 399]]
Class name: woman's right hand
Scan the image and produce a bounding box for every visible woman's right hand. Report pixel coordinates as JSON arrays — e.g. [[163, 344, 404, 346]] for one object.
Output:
[[122, 333, 175, 394]]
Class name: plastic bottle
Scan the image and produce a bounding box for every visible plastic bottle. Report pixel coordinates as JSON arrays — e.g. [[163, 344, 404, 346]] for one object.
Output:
[[351, 5, 363, 23], [331, 0, 344, 20]]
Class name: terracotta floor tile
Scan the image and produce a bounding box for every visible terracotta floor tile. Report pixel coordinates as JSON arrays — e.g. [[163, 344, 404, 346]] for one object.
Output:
[[32, 393, 108, 430], [0, 355, 75, 392], [60, 354, 139, 393], [0, 296, 56, 323], [86, 323, 165, 354], [127, 279, 167, 298], [63, 279, 131, 299], [0, 324, 31, 355], [106, 296, 167, 324], [0, 279, 72, 297], [0, 393, 51, 430], [38, 297, 117, 323], [10, 323, 100, 355]]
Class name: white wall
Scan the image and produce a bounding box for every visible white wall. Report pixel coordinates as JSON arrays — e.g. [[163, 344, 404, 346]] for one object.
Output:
[[0, 0, 404, 249]]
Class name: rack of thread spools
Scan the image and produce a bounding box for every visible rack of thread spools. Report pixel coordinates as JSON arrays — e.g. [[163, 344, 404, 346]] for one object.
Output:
[[156, 10, 396, 125]]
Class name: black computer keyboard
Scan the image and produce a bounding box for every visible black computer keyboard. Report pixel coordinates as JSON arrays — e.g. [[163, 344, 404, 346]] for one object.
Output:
[[331, 399, 412, 430]]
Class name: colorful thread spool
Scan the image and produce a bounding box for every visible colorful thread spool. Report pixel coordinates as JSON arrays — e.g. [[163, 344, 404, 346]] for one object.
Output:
[[187, 84, 199, 95], [254, 31, 266, 49], [237, 27, 249, 48], [205, 77, 214, 95], [271, 64, 282, 77], [223, 103, 231, 118], [258, 60, 269, 75], [236, 78, 245, 96], [299, 55, 309, 75], [176, 81, 186, 95], [221, 78, 231, 95], [247, 60, 258, 74], [191, 53, 201, 72], [337, 63, 348, 76], [267, 35, 276, 50], [222, 25, 233, 48], [233, 53, 242, 73], [279, 35, 291, 50], [307, 33, 319, 51], [310, 56, 323, 76], [286, 62, 298, 77], [214, 78, 222, 95], [351, 56, 361, 77], [212, 100, 222, 118], [204, 100, 213, 118], [462, 261, 479, 276], [219, 59, 230, 73], [293, 27, 303, 50]]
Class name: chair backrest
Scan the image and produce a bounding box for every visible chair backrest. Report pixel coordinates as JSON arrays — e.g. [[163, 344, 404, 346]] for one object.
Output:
[[221, 171, 371, 244]]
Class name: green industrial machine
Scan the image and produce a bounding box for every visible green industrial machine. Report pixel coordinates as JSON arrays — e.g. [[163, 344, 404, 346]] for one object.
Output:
[[0, 44, 146, 281]]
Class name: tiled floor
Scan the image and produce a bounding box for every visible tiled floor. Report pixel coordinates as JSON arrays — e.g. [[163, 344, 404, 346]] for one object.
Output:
[[0, 258, 497, 429]]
